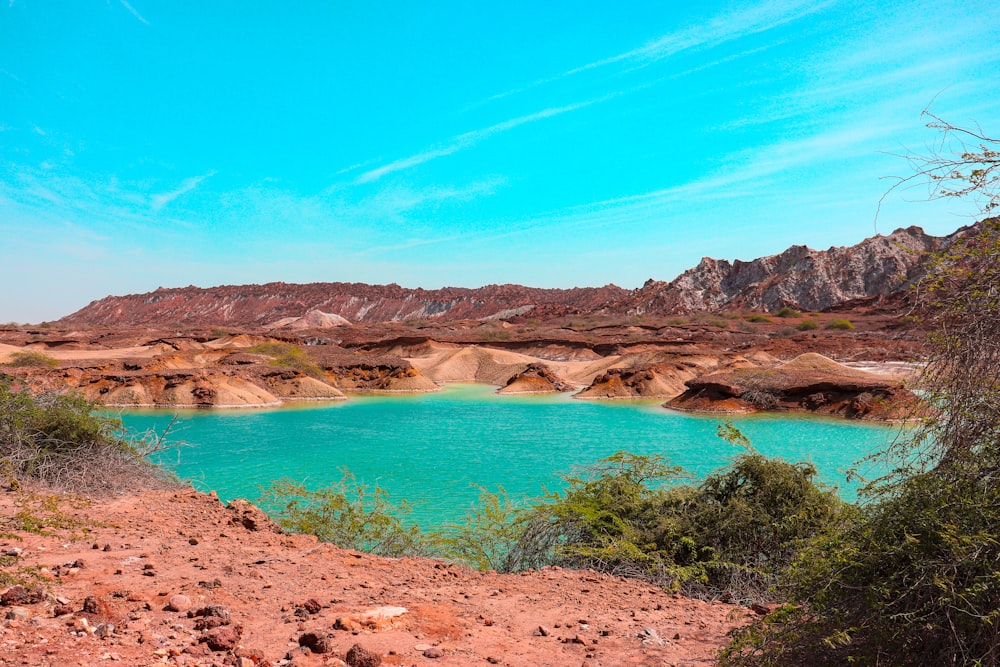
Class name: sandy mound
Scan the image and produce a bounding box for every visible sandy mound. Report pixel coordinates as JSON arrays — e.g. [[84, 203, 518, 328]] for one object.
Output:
[[260, 375, 346, 400], [268, 310, 352, 331], [778, 352, 879, 378], [411, 346, 538, 385]]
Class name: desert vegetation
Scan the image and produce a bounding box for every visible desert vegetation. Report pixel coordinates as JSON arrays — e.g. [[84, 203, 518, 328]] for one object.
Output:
[[0, 377, 173, 494], [263, 434, 842, 604]]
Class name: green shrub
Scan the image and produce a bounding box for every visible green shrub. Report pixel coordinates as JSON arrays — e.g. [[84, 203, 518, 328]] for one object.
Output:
[[4, 352, 57, 368], [747, 315, 772, 323], [248, 343, 324, 378], [503, 444, 840, 600], [262, 473, 430, 558], [0, 379, 173, 494], [795, 319, 819, 331], [825, 318, 854, 331], [438, 485, 540, 573], [774, 307, 803, 318]]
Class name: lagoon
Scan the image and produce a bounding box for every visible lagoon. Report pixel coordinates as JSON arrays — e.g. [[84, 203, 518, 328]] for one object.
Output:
[[121, 383, 902, 527]]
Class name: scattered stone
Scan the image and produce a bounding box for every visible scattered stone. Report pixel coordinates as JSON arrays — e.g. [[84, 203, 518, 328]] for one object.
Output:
[[183, 643, 211, 657], [199, 624, 242, 652], [299, 631, 334, 654], [422, 646, 444, 659], [53, 604, 73, 617], [188, 537, 199, 545], [194, 616, 228, 631], [533, 625, 551, 637], [5, 606, 30, 621], [82, 595, 101, 615], [167, 594, 192, 613], [413, 644, 433, 651], [345, 643, 381, 667], [1, 585, 44, 606], [302, 598, 322, 614], [198, 578, 222, 590], [191, 604, 232, 624], [227, 498, 280, 532], [639, 627, 666, 646]]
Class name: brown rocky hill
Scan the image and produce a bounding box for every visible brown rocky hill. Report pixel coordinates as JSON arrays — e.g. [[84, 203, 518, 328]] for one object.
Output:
[[59, 223, 978, 327], [616, 223, 974, 314], [60, 283, 629, 328]]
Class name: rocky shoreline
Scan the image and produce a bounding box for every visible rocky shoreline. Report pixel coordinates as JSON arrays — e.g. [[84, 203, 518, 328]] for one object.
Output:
[[0, 487, 752, 667]]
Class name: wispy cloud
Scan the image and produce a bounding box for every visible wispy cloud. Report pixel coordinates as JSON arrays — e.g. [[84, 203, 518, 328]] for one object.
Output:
[[569, 0, 829, 76], [356, 97, 610, 183], [150, 171, 215, 212], [475, 0, 831, 107], [118, 0, 149, 26]]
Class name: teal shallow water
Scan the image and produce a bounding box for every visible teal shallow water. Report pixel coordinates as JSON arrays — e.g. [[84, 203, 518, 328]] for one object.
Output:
[[120, 384, 903, 527]]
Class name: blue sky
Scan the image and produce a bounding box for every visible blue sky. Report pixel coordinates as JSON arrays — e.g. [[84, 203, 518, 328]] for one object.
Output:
[[2, 1, 999, 322]]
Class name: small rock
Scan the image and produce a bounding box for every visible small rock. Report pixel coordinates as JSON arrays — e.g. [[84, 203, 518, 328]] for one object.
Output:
[[345, 643, 382, 667], [299, 631, 333, 654], [183, 643, 211, 657], [191, 604, 232, 624], [302, 598, 322, 614], [1, 586, 44, 606], [188, 537, 199, 545], [53, 604, 74, 617], [533, 625, 551, 637], [167, 594, 192, 613], [82, 595, 101, 615], [5, 606, 30, 621], [413, 644, 433, 651], [423, 646, 444, 659], [199, 624, 242, 652]]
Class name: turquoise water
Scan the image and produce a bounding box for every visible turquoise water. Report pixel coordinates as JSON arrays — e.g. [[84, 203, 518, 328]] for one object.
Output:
[[120, 384, 903, 527]]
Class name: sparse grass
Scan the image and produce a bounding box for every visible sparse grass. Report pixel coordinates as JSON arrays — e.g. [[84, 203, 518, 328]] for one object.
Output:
[[747, 314, 773, 323], [5, 493, 93, 539], [0, 552, 49, 589], [774, 307, 803, 318], [796, 319, 820, 331], [825, 318, 855, 331], [4, 351, 58, 368], [665, 317, 688, 326], [248, 342, 324, 378]]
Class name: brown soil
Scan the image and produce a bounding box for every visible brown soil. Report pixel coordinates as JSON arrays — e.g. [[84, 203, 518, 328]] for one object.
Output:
[[0, 488, 752, 667]]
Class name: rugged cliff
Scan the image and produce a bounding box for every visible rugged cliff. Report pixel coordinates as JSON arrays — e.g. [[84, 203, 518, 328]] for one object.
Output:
[[617, 224, 970, 314]]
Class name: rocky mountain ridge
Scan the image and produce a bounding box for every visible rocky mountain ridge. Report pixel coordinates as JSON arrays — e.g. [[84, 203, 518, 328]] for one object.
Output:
[[59, 223, 976, 327], [618, 223, 969, 314], [60, 282, 630, 328]]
